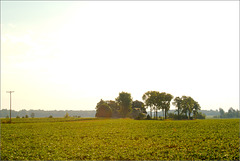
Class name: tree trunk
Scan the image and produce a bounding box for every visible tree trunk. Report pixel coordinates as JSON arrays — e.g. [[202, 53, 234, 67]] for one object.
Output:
[[150, 107, 152, 118], [156, 109, 158, 119], [165, 109, 167, 119], [163, 109, 164, 119], [178, 109, 180, 120], [154, 107, 156, 119]]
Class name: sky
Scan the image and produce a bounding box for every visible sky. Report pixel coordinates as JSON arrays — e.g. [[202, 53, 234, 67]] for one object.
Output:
[[1, 1, 239, 111]]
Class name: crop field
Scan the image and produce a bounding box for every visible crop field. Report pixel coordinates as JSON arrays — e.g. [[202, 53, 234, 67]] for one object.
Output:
[[1, 118, 239, 160]]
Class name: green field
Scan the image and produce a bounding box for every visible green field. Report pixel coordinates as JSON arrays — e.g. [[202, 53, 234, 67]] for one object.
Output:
[[1, 118, 239, 160]]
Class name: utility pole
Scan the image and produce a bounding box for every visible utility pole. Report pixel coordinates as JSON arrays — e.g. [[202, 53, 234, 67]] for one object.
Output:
[[6, 91, 14, 123]]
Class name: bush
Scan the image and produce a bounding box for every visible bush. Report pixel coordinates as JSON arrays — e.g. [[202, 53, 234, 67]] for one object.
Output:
[[95, 103, 112, 118], [168, 113, 191, 120], [25, 115, 29, 118], [49, 115, 53, 118], [135, 113, 146, 120], [16, 115, 20, 118], [196, 112, 206, 119], [64, 113, 69, 118], [146, 114, 151, 120]]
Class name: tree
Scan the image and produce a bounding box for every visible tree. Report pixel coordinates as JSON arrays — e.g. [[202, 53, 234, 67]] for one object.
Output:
[[161, 93, 173, 119], [96, 99, 106, 110], [31, 112, 35, 118], [25, 115, 29, 118], [181, 96, 196, 119], [95, 99, 112, 118], [132, 100, 146, 113], [152, 91, 159, 119], [219, 108, 225, 118], [106, 100, 120, 118], [129, 108, 141, 119], [130, 100, 146, 119], [193, 101, 201, 119], [64, 113, 69, 118], [155, 91, 163, 119], [172, 96, 182, 120], [116, 92, 132, 118], [142, 91, 155, 119]]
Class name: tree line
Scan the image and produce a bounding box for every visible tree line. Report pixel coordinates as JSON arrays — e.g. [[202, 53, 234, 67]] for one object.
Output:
[[95, 91, 204, 120], [214, 107, 240, 118], [0, 109, 95, 118]]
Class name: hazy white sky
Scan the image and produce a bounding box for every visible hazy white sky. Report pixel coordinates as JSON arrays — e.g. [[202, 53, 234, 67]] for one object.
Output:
[[1, 1, 239, 111]]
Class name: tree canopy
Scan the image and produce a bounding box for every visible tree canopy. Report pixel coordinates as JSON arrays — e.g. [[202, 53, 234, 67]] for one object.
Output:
[[95, 91, 202, 120], [115, 92, 133, 118], [95, 99, 112, 118]]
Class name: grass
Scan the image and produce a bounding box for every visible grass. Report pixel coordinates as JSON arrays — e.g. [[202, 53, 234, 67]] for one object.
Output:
[[1, 118, 239, 160]]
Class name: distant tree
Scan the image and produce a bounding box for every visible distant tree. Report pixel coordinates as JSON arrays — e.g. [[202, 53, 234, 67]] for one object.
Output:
[[64, 113, 69, 118], [129, 108, 141, 119], [16, 115, 20, 119], [116, 92, 133, 118], [31, 112, 35, 118], [132, 100, 146, 113], [146, 114, 151, 120], [181, 96, 195, 119], [219, 108, 225, 118], [218, 107, 240, 118], [152, 91, 160, 119], [25, 115, 29, 118], [135, 113, 146, 120], [162, 93, 173, 119], [228, 107, 235, 118], [49, 115, 53, 118], [96, 99, 105, 110], [172, 96, 182, 120], [95, 99, 112, 118], [193, 101, 201, 119], [142, 91, 155, 119], [6, 115, 9, 119], [106, 100, 120, 118], [195, 112, 206, 119]]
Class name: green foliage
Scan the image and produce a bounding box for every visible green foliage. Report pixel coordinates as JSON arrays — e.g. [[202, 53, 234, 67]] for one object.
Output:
[[106, 100, 120, 118], [146, 114, 151, 120], [64, 113, 69, 118], [132, 100, 146, 113], [217, 107, 240, 118], [116, 92, 133, 118], [31, 113, 35, 118], [143, 91, 173, 119], [135, 113, 146, 120], [1, 119, 239, 160], [16, 115, 20, 119], [49, 115, 53, 118], [168, 113, 188, 120], [195, 112, 206, 119], [172, 96, 183, 119], [25, 115, 29, 118], [95, 100, 112, 118]]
